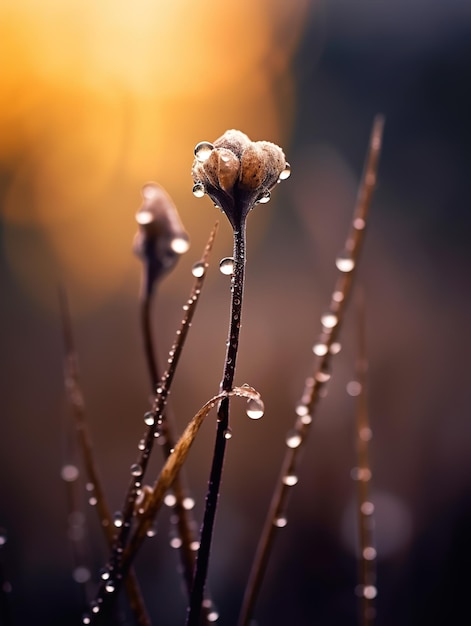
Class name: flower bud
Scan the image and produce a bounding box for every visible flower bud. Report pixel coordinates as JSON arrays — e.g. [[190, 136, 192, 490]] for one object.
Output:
[[133, 182, 190, 296], [192, 130, 289, 229]]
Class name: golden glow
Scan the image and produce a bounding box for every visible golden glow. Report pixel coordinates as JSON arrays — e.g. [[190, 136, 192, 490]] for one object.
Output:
[[0, 0, 311, 313]]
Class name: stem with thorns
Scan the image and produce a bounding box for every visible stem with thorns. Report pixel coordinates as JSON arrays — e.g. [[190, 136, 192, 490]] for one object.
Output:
[[237, 115, 384, 626], [186, 221, 246, 626]]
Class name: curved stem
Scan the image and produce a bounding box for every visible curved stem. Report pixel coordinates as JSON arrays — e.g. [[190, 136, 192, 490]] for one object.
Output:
[[186, 222, 246, 626]]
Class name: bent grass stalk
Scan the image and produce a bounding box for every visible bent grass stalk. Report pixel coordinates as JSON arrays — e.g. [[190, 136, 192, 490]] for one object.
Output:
[[89, 224, 218, 623], [58, 287, 150, 626], [118, 386, 263, 580], [238, 114, 385, 626]]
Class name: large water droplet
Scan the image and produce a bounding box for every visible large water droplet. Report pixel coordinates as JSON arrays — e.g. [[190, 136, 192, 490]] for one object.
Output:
[[194, 141, 214, 162], [191, 261, 206, 278], [278, 163, 291, 181], [330, 342, 342, 355], [170, 537, 182, 549], [286, 431, 302, 449], [361, 501, 375, 515], [61, 464, 79, 482], [363, 585, 377, 599], [224, 428, 233, 440], [130, 464, 143, 477], [135, 209, 154, 225], [113, 512, 124, 528], [190, 540, 200, 552], [315, 368, 331, 383], [164, 494, 177, 507], [346, 381, 362, 397], [142, 183, 159, 200], [105, 581, 116, 593], [171, 236, 190, 254], [354, 217, 366, 230], [246, 397, 265, 420], [82, 614, 91, 624], [146, 525, 157, 538], [335, 251, 355, 273], [219, 257, 234, 275], [193, 183, 205, 198], [274, 516, 288, 528], [256, 190, 271, 204], [100, 568, 111, 581], [321, 312, 338, 329], [207, 609, 220, 622]]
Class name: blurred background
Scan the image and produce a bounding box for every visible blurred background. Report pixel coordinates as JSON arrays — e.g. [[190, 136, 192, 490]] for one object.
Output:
[[1, 0, 471, 624]]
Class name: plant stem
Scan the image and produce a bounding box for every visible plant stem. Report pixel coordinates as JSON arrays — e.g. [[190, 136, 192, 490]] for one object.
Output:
[[237, 115, 384, 626], [186, 221, 246, 626]]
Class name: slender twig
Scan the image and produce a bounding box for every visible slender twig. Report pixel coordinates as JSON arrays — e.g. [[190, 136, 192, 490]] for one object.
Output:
[[237, 114, 385, 626], [352, 288, 377, 626], [89, 224, 218, 623], [186, 222, 246, 626], [58, 287, 151, 626]]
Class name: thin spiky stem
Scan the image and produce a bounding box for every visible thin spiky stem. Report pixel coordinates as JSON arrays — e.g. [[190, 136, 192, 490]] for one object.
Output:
[[237, 115, 384, 626], [90, 225, 217, 624], [353, 288, 376, 626], [186, 221, 246, 626], [58, 287, 151, 626]]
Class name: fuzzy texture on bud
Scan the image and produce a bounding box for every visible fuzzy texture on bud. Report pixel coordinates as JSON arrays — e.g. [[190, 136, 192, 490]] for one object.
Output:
[[192, 130, 287, 229], [133, 182, 189, 296]]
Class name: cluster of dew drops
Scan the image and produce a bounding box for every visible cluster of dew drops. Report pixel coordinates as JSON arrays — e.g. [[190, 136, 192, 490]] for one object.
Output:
[[191, 141, 291, 205]]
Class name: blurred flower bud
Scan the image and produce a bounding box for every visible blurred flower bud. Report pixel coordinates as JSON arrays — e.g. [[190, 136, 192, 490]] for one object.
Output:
[[192, 130, 290, 229], [133, 182, 190, 296]]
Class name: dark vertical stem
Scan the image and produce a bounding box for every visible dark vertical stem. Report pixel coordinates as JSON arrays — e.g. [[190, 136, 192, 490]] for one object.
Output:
[[186, 222, 246, 626]]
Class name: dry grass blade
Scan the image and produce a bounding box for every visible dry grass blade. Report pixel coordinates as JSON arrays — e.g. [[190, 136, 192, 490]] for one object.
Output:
[[237, 114, 385, 626], [58, 286, 151, 626], [352, 288, 377, 626], [118, 386, 262, 585]]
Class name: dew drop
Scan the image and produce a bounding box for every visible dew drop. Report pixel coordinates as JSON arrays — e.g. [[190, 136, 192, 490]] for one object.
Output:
[[85, 482, 94, 492], [363, 585, 377, 600], [282, 474, 298, 487], [354, 217, 366, 230], [73, 566, 91, 584], [224, 428, 233, 440], [363, 546, 377, 560], [141, 183, 159, 200], [171, 236, 190, 254], [192, 183, 205, 198], [346, 381, 362, 397], [91, 602, 100, 614], [207, 609, 219, 622], [61, 464, 79, 482], [194, 141, 214, 162], [295, 404, 309, 417], [332, 290, 344, 303], [100, 568, 110, 581], [183, 497, 195, 511], [88, 496, 97, 507], [135, 209, 154, 225], [313, 342, 328, 356], [274, 516, 288, 528], [191, 261, 206, 278], [246, 397, 265, 420], [164, 494, 177, 507], [360, 427, 373, 442], [330, 342, 342, 355], [286, 431, 302, 449], [0, 530, 7, 547], [300, 413, 312, 425], [146, 525, 157, 538], [335, 251, 355, 273], [138, 439, 145, 451], [351, 467, 372, 482], [278, 162, 291, 181], [170, 537, 182, 549], [190, 540, 200, 551], [105, 581, 115, 593], [144, 412, 155, 426], [256, 190, 271, 204], [82, 615, 91, 624], [361, 501, 375, 515], [315, 368, 331, 383], [219, 257, 234, 275], [321, 312, 338, 329], [130, 464, 143, 477], [113, 512, 124, 528]]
